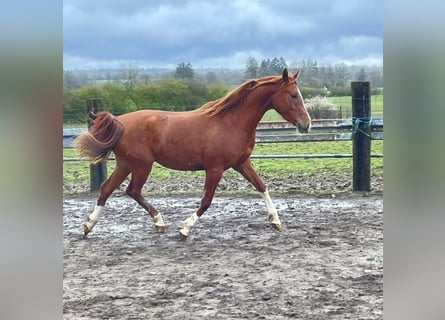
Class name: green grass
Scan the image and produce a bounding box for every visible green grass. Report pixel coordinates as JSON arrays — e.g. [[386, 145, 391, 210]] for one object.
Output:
[[252, 140, 383, 175], [327, 95, 384, 118], [261, 109, 283, 121]]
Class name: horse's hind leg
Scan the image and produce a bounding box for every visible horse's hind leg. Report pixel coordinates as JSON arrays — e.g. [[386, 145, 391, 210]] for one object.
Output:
[[125, 165, 166, 233], [234, 159, 282, 231], [84, 165, 130, 235]]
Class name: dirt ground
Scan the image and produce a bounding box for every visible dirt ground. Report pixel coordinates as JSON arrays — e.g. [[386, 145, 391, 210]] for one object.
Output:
[[63, 192, 382, 319]]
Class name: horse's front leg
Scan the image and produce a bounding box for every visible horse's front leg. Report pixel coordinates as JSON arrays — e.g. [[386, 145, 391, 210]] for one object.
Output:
[[180, 168, 223, 239], [234, 159, 282, 231]]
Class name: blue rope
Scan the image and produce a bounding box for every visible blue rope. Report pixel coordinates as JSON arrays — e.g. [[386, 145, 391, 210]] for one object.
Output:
[[352, 117, 372, 137]]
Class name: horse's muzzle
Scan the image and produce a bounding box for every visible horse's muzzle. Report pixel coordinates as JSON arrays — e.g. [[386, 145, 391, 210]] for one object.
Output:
[[297, 122, 311, 133]]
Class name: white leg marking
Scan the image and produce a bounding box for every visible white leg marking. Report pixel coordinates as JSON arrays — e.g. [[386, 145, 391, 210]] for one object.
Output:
[[180, 212, 200, 237], [85, 205, 103, 231], [152, 213, 165, 227], [261, 190, 281, 225]]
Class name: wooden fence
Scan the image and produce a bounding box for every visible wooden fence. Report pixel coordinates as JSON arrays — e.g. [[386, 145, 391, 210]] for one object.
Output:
[[63, 82, 382, 191]]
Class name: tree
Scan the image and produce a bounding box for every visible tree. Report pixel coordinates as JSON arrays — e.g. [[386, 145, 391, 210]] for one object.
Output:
[[357, 67, 366, 81], [63, 70, 82, 89], [305, 96, 341, 119], [119, 60, 140, 94], [245, 56, 258, 79], [174, 62, 195, 79], [304, 59, 319, 80], [140, 72, 151, 85], [279, 57, 288, 71], [206, 71, 218, 84], [334, 62, 348, 81], [271, 57, 286, 74], [258, 59, 271, 77]]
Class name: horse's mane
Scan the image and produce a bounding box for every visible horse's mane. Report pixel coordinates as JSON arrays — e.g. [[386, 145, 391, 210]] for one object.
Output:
[[198, 75, 282, 116]]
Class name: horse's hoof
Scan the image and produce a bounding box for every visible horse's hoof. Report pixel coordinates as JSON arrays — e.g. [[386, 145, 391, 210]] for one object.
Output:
[[156, 225, 166, 233], [83, 224, 91, 236], [271, 223, 282, 232], [179, 232, 188, 241]]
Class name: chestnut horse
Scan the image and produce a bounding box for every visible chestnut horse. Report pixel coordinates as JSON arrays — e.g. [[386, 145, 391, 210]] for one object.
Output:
[[75, 69, 311, 239]]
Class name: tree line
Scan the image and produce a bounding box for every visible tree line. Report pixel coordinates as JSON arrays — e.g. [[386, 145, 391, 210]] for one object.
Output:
[[64, 58, 382, 123], [245, 56, 382, 89], [63, 78, 230, 123]]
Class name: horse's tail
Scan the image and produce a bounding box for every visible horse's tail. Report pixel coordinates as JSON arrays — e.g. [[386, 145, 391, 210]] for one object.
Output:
[[74, 111, 124, 163]]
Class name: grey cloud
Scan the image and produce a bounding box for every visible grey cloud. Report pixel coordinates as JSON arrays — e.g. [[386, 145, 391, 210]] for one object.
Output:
[[63, 0, 382, 69]]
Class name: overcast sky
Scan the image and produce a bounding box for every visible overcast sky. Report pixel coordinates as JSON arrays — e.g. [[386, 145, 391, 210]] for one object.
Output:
[[63, 0, 382, 70]]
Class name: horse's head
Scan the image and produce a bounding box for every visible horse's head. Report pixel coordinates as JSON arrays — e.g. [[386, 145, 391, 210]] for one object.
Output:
[[271, 69, 311, 133]]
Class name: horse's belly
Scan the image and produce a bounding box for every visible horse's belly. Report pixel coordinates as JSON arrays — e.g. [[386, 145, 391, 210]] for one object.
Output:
[[155, 154, 205, 171]]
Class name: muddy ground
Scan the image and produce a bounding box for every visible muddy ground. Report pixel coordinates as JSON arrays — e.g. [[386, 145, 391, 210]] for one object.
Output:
[[63, 192, 382, 319]]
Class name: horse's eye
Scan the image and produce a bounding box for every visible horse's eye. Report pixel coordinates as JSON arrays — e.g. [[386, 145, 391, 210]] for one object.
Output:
[[291, 94, 298, 99]]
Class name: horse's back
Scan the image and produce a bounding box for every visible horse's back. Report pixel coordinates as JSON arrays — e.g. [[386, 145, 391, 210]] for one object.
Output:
[[116, 109, 160, 124], [113, 109, 209, 169]]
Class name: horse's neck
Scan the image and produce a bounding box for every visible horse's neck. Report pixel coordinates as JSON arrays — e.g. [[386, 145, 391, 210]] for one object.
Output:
[[227, 85, 274, 133]]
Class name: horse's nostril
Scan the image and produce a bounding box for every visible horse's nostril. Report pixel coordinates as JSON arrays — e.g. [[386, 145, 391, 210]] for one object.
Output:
[[297, 123, 306, 133], [297, 122, 311, 133]]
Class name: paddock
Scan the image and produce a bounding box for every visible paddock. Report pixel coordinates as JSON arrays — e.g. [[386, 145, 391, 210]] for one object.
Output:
[[63, 193, 382, 319]]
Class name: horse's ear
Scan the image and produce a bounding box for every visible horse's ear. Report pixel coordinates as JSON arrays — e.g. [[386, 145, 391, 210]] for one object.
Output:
[[282, 68, 289, 83], [293, 70, 301, 81]]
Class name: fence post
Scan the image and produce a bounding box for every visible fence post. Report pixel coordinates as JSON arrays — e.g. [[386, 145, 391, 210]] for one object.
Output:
[[86, 98, 107, 192], [351, 82, 371, 191]]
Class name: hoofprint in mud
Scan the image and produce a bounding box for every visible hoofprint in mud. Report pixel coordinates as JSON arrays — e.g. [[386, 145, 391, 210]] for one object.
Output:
[[63, 193, 383, 319]]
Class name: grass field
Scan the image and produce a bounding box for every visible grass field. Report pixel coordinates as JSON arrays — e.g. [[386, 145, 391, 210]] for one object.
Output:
[[328, 94, 384, 118]]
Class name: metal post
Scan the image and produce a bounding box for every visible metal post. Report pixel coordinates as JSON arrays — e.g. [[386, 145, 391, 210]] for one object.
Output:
[[351, 82, 371, 191], [86, 98, 107, 192]]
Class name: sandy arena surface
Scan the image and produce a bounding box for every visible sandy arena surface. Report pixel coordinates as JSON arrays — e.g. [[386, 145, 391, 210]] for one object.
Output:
[[63, 193, 382, 319]]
